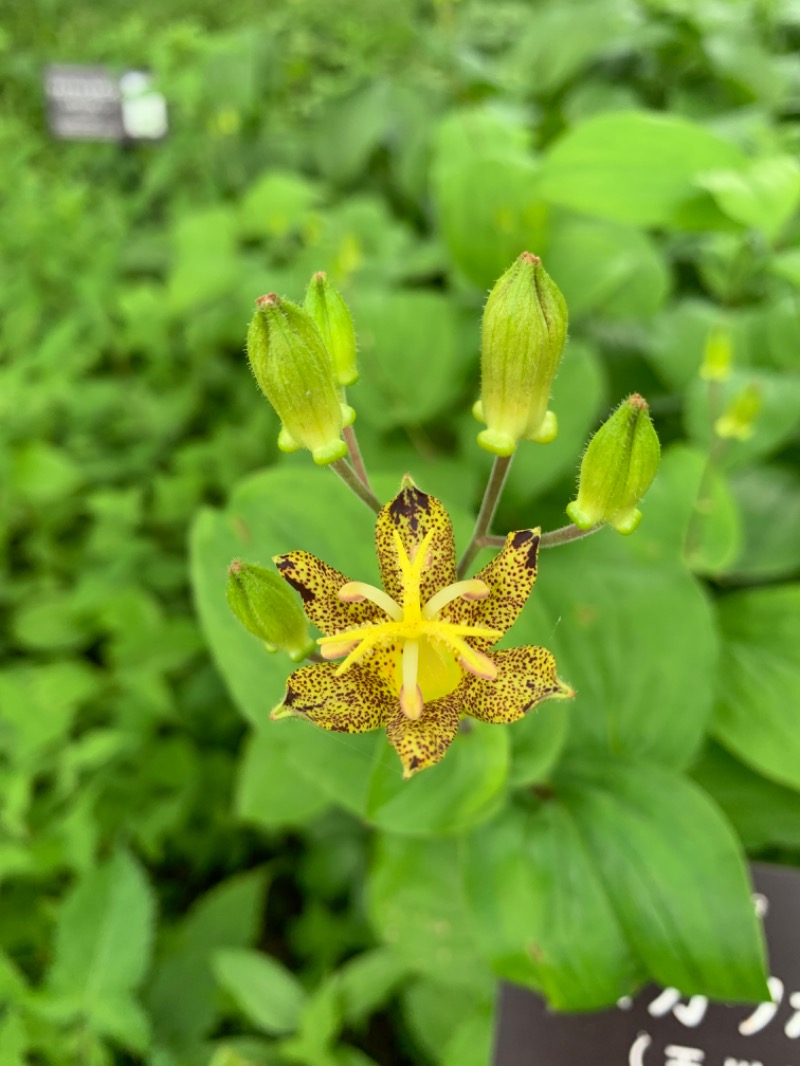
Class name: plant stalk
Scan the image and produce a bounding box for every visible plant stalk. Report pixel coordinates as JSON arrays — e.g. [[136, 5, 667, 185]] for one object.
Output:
[[343, 424, 372, 491], [457, 454, 513, 578], [330, 458, 382, 513]]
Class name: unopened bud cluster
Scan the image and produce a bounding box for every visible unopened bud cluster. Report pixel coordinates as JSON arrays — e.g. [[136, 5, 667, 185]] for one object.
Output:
[[246, 275, 357, 466]]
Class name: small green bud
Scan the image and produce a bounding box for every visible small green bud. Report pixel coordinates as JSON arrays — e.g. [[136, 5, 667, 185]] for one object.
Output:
[[566, 394, 661, 535], [226, 560, 315, 662], [700, 325, 733, 382], [715, 383, 761, 441], [304, 272, 359, 387], [475, 252, 568, 457], [247, 293, 349, 465]]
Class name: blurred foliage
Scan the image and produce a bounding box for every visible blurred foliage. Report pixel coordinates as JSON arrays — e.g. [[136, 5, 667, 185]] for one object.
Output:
[[2, 0, 800, 1063]]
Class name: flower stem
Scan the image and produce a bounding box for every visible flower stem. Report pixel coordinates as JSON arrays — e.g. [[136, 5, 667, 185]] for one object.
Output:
[[343, 424, 372, 491], [539, 523, 603, 549], [330, 458, 382, 514], [457, 454, 513, 578], [306, 649, 324, 663]]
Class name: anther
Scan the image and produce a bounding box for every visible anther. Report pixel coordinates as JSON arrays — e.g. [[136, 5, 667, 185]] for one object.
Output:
[[423, 579, 490, 619]]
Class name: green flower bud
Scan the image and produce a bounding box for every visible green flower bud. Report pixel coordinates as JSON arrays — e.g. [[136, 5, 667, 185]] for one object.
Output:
[[715, 383, 761, 441], [566, 394, 661, 535], [700, 325, 733, 382], [475, 252, 568, 457], [227, 560, 315, 662], [304, 272, 359, 387], [247, 293, 352, 465]]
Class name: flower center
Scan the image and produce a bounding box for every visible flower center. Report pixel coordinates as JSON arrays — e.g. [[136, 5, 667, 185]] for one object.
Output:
[[317, 531, 502, 720]]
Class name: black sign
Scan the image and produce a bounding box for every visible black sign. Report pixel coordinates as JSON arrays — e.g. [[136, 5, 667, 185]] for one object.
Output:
[[494, 865, 800, 1066], [44, 65, 167, 142]]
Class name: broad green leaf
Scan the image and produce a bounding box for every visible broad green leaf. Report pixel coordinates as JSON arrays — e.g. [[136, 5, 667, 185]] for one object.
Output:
[[8, 441, 83, 504], [0, 661, 99, 761], [462, 801, 639, 1008], [692, 742, 800, 852], [724, 464, 800, 580], [712, 584, 800, 791], [0, 1011, 27, 1066], [546, 218, 670, 320], [516, 530, 718, 768], [213, 948, 305, 1035], [367, 836, 489, 991], [147, 869, 268, 1055], [168, 207, 239, 314], [400, 976, 494, 1064], [441, 1011, 494, 1066], [364, 724, 509, 836], [557, 757, 768, 1001], [238, 170, 320, 239], [538, 111, 745, 226], [338, 948, 410, 1027], [507, 700, 569, 788], [432, 107, 547, 288], [313, 81, 393, 185], [697, 156, 800, 241], [351, 289, 466, 428], [235, 729, 329, 831], [48, 850, 155, 1038]]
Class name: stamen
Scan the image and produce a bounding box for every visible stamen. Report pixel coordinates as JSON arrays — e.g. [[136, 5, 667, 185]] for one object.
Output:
[[399, 639, 424, 720], [334, 630, 392, 675], [319, 640, 359, 660], [456, 644, 498, 681], [338, 581, 402, 620], [423, 579, 490, 619]]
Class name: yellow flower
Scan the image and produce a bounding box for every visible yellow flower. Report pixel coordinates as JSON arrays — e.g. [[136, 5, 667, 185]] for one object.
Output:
[[270, 478, 574, 777]]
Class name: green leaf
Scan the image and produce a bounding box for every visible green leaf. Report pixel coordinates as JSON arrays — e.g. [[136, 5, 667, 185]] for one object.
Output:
[[47, 850, 155, 1048], [507, 700, 569, 788], [146, 869, 268, 1055], [338, 948, 410, 1028], [441, 1011, 494, 1066], [712, 584, 800, 791], [725, 464, 800, 580], [697, 156, 800, 241], [238, 171, 320, 239], [8, 441, 83, 505], [400, 976, 494, 1064], [235, 728, 329, 831], [462, 801, 639, 1009], [692, 742, 800, 852], [313, 81, 393, 185], [538, 110, 745, 226], [351, 289, 465, 427], [516, 530, 718, 768], [0, 661, 99, 761], [364, 724, 508, 836], [0, 1011, 27, 1066], [546, 218, 670, 320], [213, 948, 306, 1035], [367, 837, 489, 991], [432, 107, 547, 288], [556, 757, 768, 1002]]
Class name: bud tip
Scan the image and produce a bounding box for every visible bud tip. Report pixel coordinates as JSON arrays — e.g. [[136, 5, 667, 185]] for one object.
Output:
[[228, 559, 244, 574], [256, 292, 280, 308], [520, 251, 542, 266], [628, 393, 649, 411]]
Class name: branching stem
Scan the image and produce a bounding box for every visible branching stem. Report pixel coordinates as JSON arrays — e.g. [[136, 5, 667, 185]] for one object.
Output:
[[330, 458, 382, 513], [457, 455, 513, 578], [343, 424, 372, 491]]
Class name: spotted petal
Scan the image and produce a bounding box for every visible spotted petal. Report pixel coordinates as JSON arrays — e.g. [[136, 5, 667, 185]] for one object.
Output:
[[445, 529, 541, 649], [375, 479, 456, 605], [463, 646, 573, 724], [274, 551, 384, 637], [385, 687, 464, 778], [272, 661, 397, 732]]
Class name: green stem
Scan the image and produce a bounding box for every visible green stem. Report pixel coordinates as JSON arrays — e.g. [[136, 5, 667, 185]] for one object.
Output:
[[539, 523, 603, 549], [457, 454, 513, 578], [330, 458, 382, 513], [343, 424, 372, 491], [684, 378, 728, 562]]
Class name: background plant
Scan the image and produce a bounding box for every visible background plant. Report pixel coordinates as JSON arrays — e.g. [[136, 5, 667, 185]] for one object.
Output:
[[2, 1, 800, 1064]]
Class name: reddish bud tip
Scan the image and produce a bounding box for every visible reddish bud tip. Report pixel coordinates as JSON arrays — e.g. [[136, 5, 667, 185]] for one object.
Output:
[[628, 393, 649, 410], [312, 271, 327, 282], [228, 559, 244, 574], [256, 293, 280, 307], [520, 251, 542, 266]]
